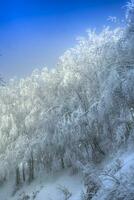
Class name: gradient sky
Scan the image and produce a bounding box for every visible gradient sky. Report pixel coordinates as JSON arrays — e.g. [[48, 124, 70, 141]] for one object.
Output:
[[0, 0, 127, 79]]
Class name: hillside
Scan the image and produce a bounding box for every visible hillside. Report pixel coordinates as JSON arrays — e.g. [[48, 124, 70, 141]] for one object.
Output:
[[0, 1, 134, 199]]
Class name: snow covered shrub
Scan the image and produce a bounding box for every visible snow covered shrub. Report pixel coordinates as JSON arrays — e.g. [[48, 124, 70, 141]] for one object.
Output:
[[106, 171, 134, 200], [18, 192, 30, 200], [83, 173, 101, 200], [104, 158, 123, 176], [58, 185, 72, 200], [82, 164, 101, 200]]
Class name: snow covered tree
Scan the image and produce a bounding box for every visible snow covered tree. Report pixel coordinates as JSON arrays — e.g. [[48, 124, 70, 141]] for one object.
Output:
[[0, 1, 134, 191]]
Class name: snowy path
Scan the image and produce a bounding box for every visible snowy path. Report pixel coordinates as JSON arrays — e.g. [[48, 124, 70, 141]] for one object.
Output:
[[36, 171, 83, 200]]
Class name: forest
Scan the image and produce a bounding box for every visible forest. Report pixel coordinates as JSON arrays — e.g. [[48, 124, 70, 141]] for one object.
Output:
[[1, 1, 134, 200]]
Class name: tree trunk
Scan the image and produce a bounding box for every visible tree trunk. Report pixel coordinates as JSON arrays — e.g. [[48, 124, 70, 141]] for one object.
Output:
[[61, 157, 65, 169], [16, 167, 20, 186], [22, 164, 25, 182], [28, 152, 34, 183]]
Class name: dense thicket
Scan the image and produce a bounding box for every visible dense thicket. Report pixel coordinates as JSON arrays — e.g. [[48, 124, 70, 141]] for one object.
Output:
[[0, 1, 134, 191]]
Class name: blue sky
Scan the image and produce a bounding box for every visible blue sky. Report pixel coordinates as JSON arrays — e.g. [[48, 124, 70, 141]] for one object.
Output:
[[0, 0, 127, 79]]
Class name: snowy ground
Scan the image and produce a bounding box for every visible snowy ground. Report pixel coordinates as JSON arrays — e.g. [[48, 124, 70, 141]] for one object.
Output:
[[36, 171, 83, 200], [1, 151, 134, 200], [0, 170, 84, 200]]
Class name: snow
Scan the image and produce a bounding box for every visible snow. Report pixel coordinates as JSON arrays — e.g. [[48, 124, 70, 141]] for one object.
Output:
[[0, 1, 134, 200], [116, 151, 134, 177], [0, 170, 83, 200], [0, 180, 13, 200], [36, 171, 83, 200], [93, 151, 134, 200]]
